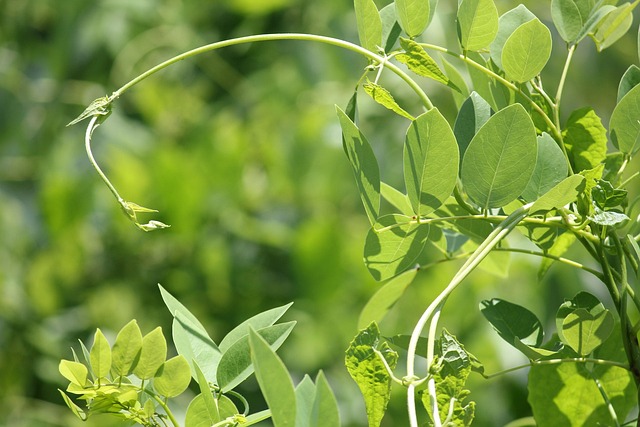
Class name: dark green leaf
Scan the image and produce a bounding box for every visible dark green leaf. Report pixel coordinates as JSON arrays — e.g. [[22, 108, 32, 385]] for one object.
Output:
[[617, 64, 640, 102], [521, 133, 568, 202], [610, 82, 640, 155], [454, 92, 492, 163], [551, 0, 593, 42], [480, 299, 544, 348], [380, 4, 403, 52]]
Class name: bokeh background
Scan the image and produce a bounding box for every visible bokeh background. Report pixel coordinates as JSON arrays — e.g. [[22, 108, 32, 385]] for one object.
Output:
[[2, 0, 639, 426]]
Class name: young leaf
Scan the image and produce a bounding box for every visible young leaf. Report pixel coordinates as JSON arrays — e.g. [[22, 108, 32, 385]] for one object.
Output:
[[591, 2, 637, 51], [185, 394, 216, 427], [133, 327, 167, 380], [561, 308, 614, 356], [453, 91, 492, 163], [480, 299, 544, 348], [551, 0, 592, 42], [362, 81, 414, 120], [310, 371, 340, 427], [363, 214, 430, 281], [589, 206, 629, 226], [461, 104, 537, 209], [345, 322, 398, 427], [336, 106, 381, 225], [219, 302, 293, 352], [358, 267, 418, 329], [562, 107, 607, 172], [90, 329, 112, 379], [396, 38, 454, 89], [490, 5, 536, 70], [380, 4, 403, 52], [617, 64, 640, 102], [529, 175, 586, 214], [217, 322, 296, 392], [501, 19, 552, 83], [59, 360, 89, 387], [249, 328, 297, 427], [610, 83, 640, 155], [395, 0, 430, 38], [403, 108, 459, 216], [154, 355, 192, 398], [521, 133, 568, 202], [355, 0, 382, 53], [173, 311, 221, 384], [457, 0, 499, 51], [111, 319, 143, 377]]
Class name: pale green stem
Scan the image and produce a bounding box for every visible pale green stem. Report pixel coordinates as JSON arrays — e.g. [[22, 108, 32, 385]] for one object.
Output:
[[85, 116, 123, 204], [552, 44, 577, 174], [149, 393, 180, 427], [111, 33, 433, 110], [594, 377, 622, 427], [405, 204, 531, 427], [483, 357, 630, 379]]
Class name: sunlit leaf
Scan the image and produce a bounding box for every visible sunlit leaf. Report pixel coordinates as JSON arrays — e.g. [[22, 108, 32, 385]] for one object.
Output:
[[563, 107, 607, 173], [111, 320, 143, 377], [501, 19, 552, 83], [396, 38, 454, 89], [490, 5, 536, 69], [380, 182, 414, 216], [132, 327, 167, 380], [457, 0, 499, 51], [310, 371, 340, 427], [529, 175, 585, 214], [358, 268, 418, 329], [395, 0, 430, 38], [154, 355, 192, 398], [539, 231, 576, 279], [355, 0, 382, 53], [589, 207, 629, 226], [219, 303, 293, 352], [90, 329, 111, 379], [58, 390, 87, 421], [173, 312, 221, 384], [362, 81, 414, 120], [562, 308, 614, 356], [59, 360, 88, 387], [610, 83, 640, 155], [591, 2, 637, 51]]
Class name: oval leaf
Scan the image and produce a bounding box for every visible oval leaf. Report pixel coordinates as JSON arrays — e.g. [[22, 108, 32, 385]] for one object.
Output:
[[154, 355, 192, 398], [454, 91, 492, 163], [358, 268, 418, 329], [90, 329, 112, 379], [59, 360, 88, 387], [610, 82, 640, 155], [461, 104, 537, 209], [112, 320, 143, 377], [617, 64, 640, 102], [490, 5, 536, 69], [133, 327, 167, 380], [403, 108, 459, 216], [529, 175, 586, 214], [457, 0, 499, 51], [551, 0, 591, 42], [480, 298, 543, 348], [395, 0, 430, 38], [502, 19, 552, 83], [364, 215, 430, 281], [563, 107, 607, 173], [521, 133, 567, 202], [562, 308, 614, 356], [592, 3, 636, 52], [355, 0, 383, 53]]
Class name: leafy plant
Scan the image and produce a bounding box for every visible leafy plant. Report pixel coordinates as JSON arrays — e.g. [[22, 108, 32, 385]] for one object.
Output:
[[60, 0, 640, 425]]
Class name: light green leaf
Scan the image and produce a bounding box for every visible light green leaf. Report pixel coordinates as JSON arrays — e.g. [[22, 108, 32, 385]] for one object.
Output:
[[490, 5, 536, 69], [610, 82, 640, 155], [218, 322, 296, 392], [154, 355, 192, 398], [380, 182, 414, 216], [513, 339, 563, 360], [574, 4, 616, 43], [591, 2, 637, 51], [111, 319, 143, 377], [395, 0, 430, 38], [404, 108, 459, 216], [539, 231, 576, 279], [563, 107, 608, 172], [195, 362, 220, 424], [358, 268, 418, 329], [454, 91, 492, 163], [551, 0, 592, 42], [433, 198, 493, 243], [59, 360, 89, 387], [345, 322, 398, 427], [362, 81, 414, 120], [461, 104, 537, 209], [355, 0, 382, 53], [219, 303, 293, 352], [380, 4, 402, 52], [249, 328, 297, 427], [457, 0, 499, 51], [58, 390, 87, 421], [555, 292, 603, 347], [617, 64, 640, 102], [337, 106, 381, 226], [133, 327, 167, 380], [185, 394, 216, 427], [480, 299, 544, 348], [295, 375, 315, 427], [396, 38, 453, 89], [310, 371, 340, 427], [589, 207, 629, 226], [364, 214, 430, 281], [90, 329, 111, 379], [529, 175, 586, 214], [173, 311, 221, 384], [562, 308, 614, 356], [502, 19, 552, 83], [67, 96, 112, 127], [521, 133, 568, 202], [441, 56, 470, 108]]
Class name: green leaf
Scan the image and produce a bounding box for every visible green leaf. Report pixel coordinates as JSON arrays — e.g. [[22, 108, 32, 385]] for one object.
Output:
[[380, 4, 403, 52], [457, 0, 499, 51], [539, 231, 576, 278], [574, 4, 616, 43], [528, 323, 636, 426], [380, 182, 414, 216], [362, 81, 414, 120], [173, 311, 221, 384], [355, 0, 382, 53], [396, 38, 453, 89], [111, 320, 143, 377], [59, 360, 89, 387], [185, 394, 216, 427], [90, 329, 111, 379], [521, 133, 568, 202], [617, 65, 640, 103], [58, 390, 87, 421], [159, 284, 210, 334], [563, 107, 608, 173], [610, 82, 640, 155], [194, 362, 220, 424], [501, 19, 552, 83], [591, 2, 637, 51], [217, 322, 296, 392], [555, 292, 603, 346], [337, 105, 381, 225], [154, 355, 192, 398], [441, 56, 470, 108], [403, 108, 459, 216], [67, 95, 112, 126], [345, 322, 398, 427], [562, 308, 614, 356], [529, 175, 586, 214], [551, 0, 593, 42], [358, 268, 418, 329], [363, 214, 430, 281], [133, 327, 167, 380], [454, 92, 492, 163], [461, 104, 537, 209], [295, 375, 315, 427], [395, 0, 430, 38], [310, 371, 340, 427], [249, 328, 297, 427], [490, 5, 536, 70], [433, 198, 493, 243], [219, 303, 293, 352], [480, 299, 544, 348], [589, 206, 629, 226]]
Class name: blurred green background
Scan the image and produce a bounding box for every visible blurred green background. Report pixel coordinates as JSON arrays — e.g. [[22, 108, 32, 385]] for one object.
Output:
[[1, 0, 639, 426]]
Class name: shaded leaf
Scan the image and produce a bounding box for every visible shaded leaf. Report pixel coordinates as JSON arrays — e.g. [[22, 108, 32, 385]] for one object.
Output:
[[310, 371, 340, 427], [480, 299, 543, 348], [457, 0, 499, 51], [441, 56, 470, 108], [562, 308, 614, 356], [589, 206, 629, 226], [173, 311, 221, 383], [490, 5, 536, 69], [610, 82, 640, 155], [551, 0, 593, 42], [295, 375, 316, 427], [219, 303, 293, 352], [617, 64, 640, 102], [591, 2, 637, 51], [380, 182, 414, 216], [521, 133, 568, 202], [454, 92, 492, 163], [539, 231, 576, 278], [358, 268, 418, 329], [529, 175, 586, 214], [380, 4, 403, 52]]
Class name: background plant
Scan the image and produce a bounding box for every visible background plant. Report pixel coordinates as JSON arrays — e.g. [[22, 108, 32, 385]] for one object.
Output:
[[3, 0, 634, 424]]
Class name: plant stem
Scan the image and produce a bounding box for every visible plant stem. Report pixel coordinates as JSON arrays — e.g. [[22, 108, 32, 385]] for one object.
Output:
[[552, 44, 577, 174], [110, 33, 433, 110], [483, 357, 631, 379], [85, 116, 124, 203], [149, 394, 180, 427]]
